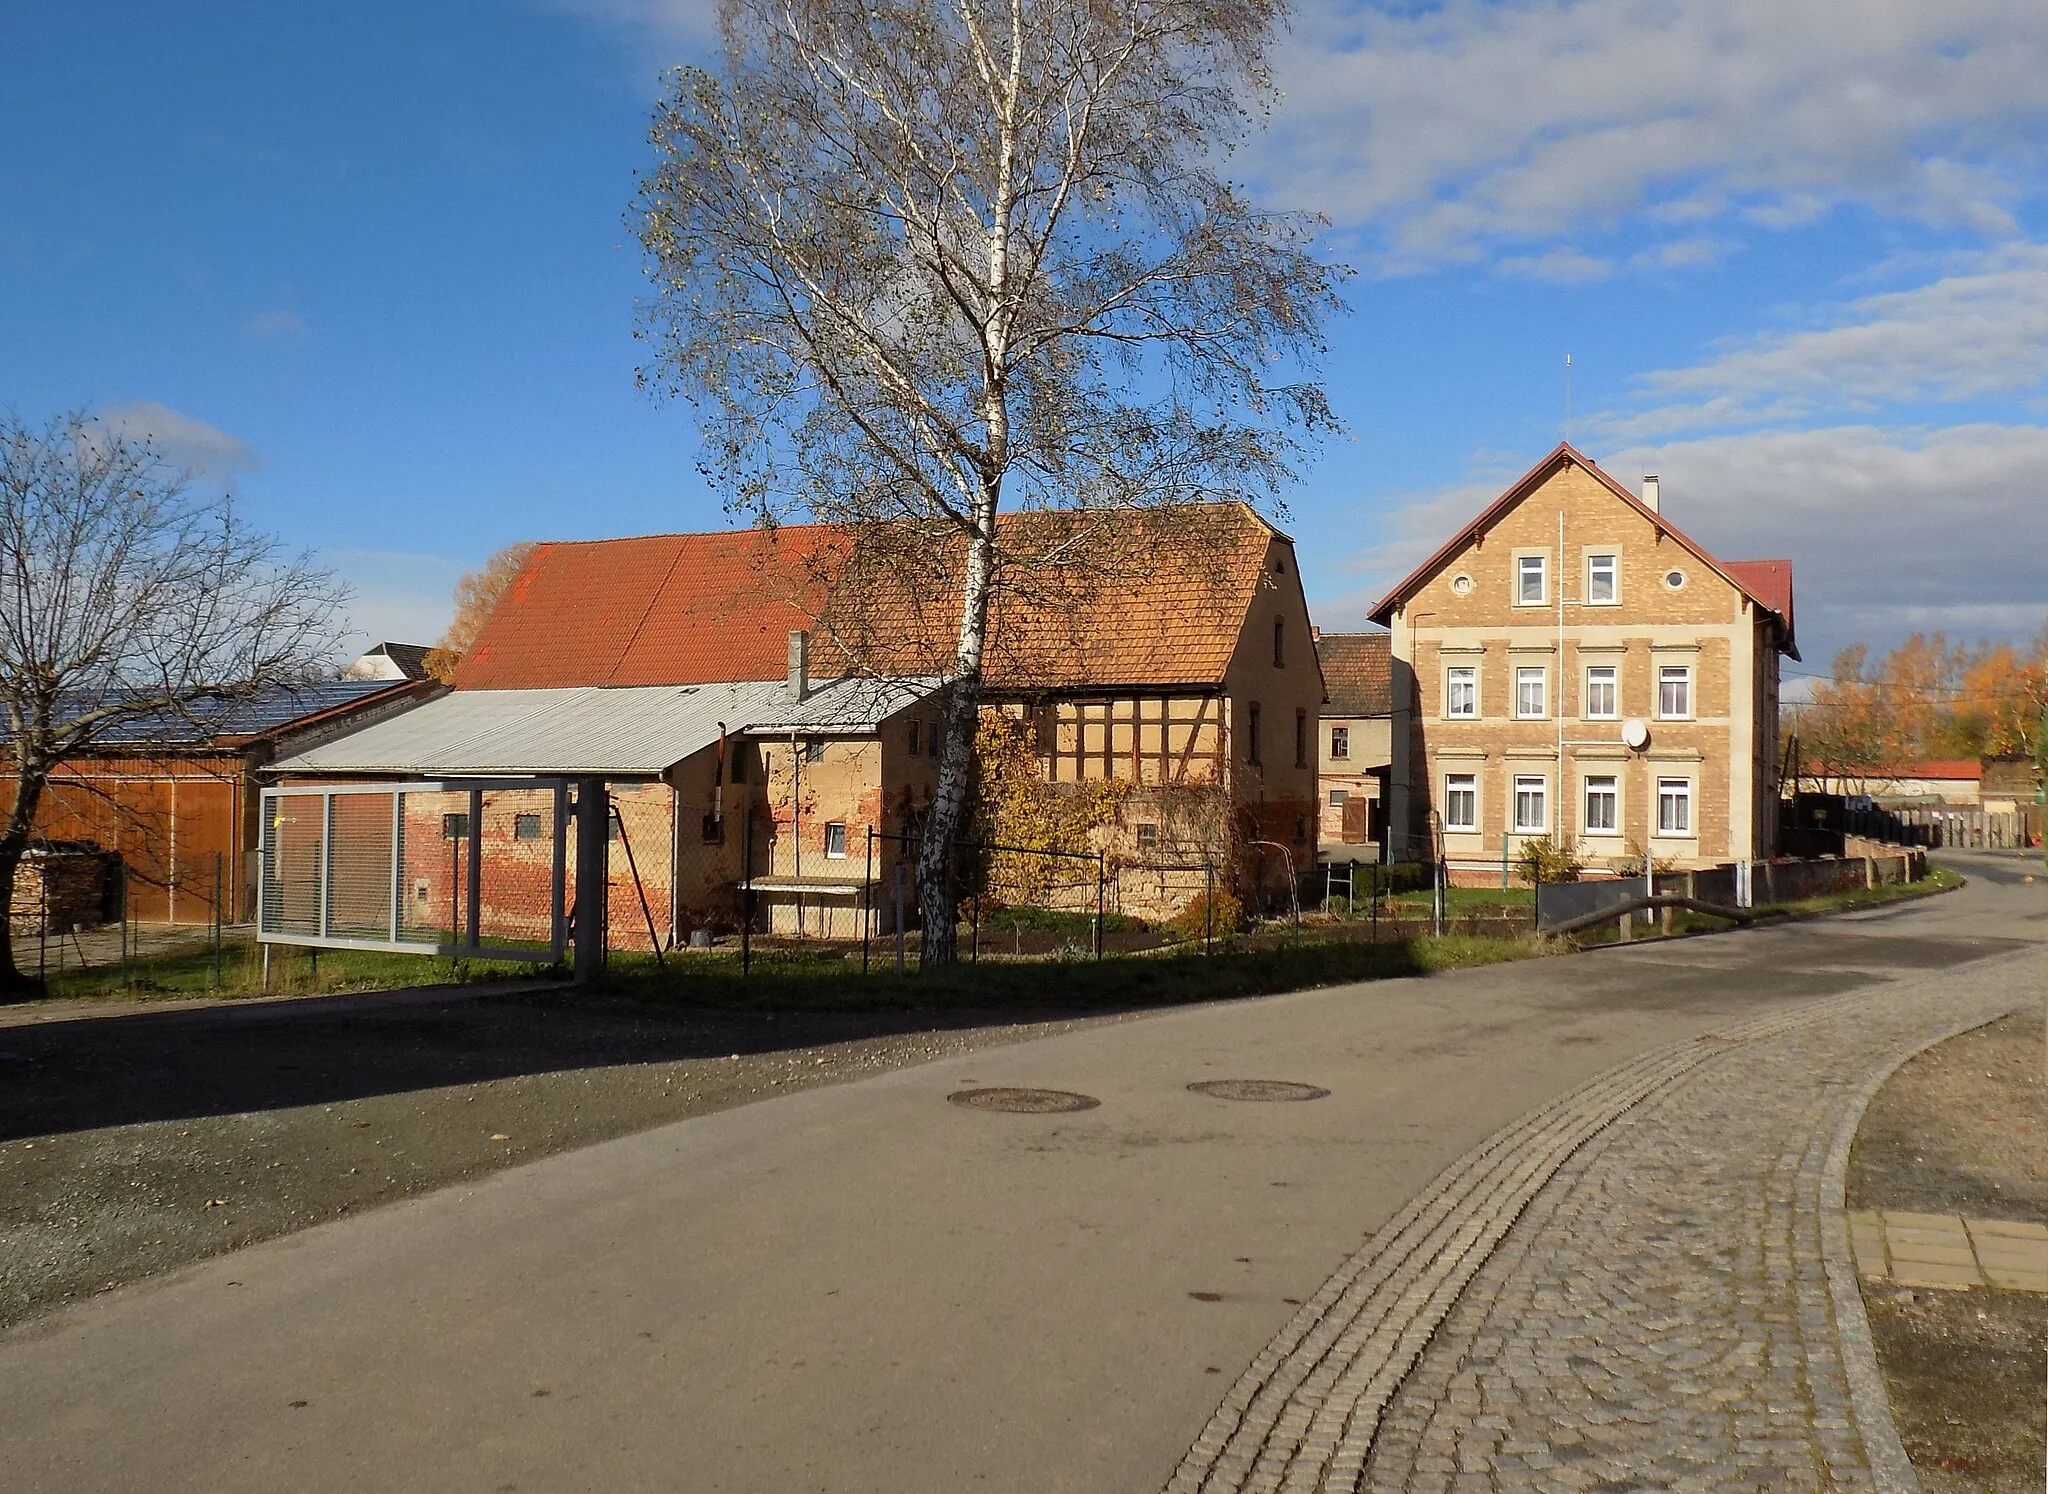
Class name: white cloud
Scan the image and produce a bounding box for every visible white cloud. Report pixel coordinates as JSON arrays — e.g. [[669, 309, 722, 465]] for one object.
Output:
[[540, 0, 718, 58], [1609, 423, 2048, 658], [1497, 246, 1613, 284], [243, 309, 306, 339], [325, 548, 464, 655], [98, 401, 258, 483], [1258, 0, 2048, 266], [1331, 423, 2048, 665], [1594, 242, 2048, 441]]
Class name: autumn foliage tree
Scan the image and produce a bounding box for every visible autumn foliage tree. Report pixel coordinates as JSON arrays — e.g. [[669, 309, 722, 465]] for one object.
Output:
[[422, 542, 536, 684], [632, 0, 1343, 963], [1790, 625, 2048, 790]]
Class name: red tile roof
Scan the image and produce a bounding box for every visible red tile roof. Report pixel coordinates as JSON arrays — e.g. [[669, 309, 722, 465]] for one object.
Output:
[[456, 505, 1286, 693], [1723, 560, 1796, 657], [1314, 632, 1392, 717], [1367, 445, 1800, 660], [1871, 761, 1983, 782]]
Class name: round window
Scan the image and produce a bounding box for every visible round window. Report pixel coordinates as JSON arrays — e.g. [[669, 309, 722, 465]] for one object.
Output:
[[1451, 573, 1474, 596], [1663, 568, 1686, 590]]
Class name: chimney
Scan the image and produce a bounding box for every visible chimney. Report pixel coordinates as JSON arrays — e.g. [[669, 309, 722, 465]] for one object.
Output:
[[787, 629, 810, 701], [1641, 474, 1661, 513]]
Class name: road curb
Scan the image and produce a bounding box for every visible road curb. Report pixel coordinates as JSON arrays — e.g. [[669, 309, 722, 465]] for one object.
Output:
[[1162, 982, 1906, 1493], [1817, 1004, 2020, 1494]]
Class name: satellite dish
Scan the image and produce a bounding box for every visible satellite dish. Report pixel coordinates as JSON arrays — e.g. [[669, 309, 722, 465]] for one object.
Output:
[[1621, 718, 1650, 750]]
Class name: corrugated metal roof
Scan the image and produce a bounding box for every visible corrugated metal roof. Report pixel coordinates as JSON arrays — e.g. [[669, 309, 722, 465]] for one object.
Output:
[[276, 676, 941, 777]]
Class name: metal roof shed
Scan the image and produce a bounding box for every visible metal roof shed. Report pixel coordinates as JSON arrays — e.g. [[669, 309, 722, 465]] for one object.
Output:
[[273, 676, 943, 779]]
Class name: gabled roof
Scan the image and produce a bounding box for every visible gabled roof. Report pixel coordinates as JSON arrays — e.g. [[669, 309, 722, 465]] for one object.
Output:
[[348, 642, 435, 681], [1315, 632, 1392, 717], [456, 505, 1287, 694], [1722, 561, 1796, 659], [1366, 445, 1799, 659]]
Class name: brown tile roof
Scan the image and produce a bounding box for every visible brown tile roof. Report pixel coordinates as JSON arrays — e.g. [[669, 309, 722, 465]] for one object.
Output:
[[1315, 632, 1391, 717], [456, 504, 1284, 693], [1367, 444, 1800, 661]]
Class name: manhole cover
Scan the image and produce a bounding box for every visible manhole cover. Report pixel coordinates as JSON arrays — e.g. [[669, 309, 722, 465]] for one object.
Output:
[[1188, 1079, 1330, 1103], [947, 1087, 1101, 1114]]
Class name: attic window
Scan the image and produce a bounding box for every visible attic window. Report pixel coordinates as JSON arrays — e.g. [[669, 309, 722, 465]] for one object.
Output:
[[908, 720, 921, 757], [1273, 554, 1287, 574]]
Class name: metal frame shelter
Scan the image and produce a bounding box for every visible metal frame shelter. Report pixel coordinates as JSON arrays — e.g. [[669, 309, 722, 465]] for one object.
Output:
[[257, 777, 592, 968]]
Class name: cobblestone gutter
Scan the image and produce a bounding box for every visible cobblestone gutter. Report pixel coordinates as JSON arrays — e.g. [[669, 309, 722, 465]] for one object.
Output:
[[1166, 951, 2031, 1494]]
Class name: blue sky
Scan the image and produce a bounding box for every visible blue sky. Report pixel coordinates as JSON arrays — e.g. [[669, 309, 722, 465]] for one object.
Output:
[[5, 1, 2047, 683]]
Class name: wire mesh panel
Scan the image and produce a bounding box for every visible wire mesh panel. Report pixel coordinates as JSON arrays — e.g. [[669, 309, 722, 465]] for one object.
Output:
[[261, 781, 567, 960], [260, 791, 326, 937], [327, 790, 397, 940]]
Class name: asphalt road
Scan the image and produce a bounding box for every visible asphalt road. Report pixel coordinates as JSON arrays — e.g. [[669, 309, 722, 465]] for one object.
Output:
[[0, 854, 2039, 1493]]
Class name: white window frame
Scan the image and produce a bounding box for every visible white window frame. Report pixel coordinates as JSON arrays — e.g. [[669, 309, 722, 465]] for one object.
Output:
[[1656, 777, 1694, 837], [1582, 774, 1620, 836], [1586, 552, 1619, 605], [1584, 664, 1618, 720], [1657, 664, 1694, 720], [1516, 553, 1547, 606], [1329, 788, 1349, 811], [1330, 724, 1349, 760], [1445, 665, 1478, 719], [1514, 665, 1547, 719], [824, 821, 849, 858], [1443, 773, 1478, 831], [1513, 774, 1548, 834]]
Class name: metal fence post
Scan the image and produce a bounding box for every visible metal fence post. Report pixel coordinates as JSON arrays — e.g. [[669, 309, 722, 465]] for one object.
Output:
[[1094, 852, 1105, 961], [39, 872, 47, 985], [389, 790, 404, 945], [862, 826, 873, 975], [213, 852, 223, 989], [893, 860, 906, 974], [319, 793, 334, 941], [1204, 861, 1214, 955], [118, 861, 128, 987], [466, 787, 483, 953], [741, 806, 752, 978]]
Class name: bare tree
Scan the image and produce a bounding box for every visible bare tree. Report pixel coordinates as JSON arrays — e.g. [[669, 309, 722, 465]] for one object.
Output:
[[634, 0, 1344, 962], [422, 541, 537, 683], [0, 411, 347, 995]]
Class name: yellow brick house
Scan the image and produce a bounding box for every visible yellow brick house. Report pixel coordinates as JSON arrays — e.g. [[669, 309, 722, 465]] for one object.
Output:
[[1368, 445, 1798, 882]]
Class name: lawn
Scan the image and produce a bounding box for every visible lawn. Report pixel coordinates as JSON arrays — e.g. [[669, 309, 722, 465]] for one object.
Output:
[[41, 933, 541, 1003], [20, 864, 1963, 1012]]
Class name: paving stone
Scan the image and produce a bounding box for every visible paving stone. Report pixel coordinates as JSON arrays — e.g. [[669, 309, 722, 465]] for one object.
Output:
[[1967, 1217, 2048, 1240], [1164, 949, 2028, 1493]]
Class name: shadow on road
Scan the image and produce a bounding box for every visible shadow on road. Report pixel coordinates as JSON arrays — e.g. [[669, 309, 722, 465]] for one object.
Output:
[[0, 986, 1107, 1142]]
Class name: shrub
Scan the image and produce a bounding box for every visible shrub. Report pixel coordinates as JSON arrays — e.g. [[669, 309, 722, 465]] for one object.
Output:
[[1171, 886, 1244, 939], [1514, 836, 1582, 886]]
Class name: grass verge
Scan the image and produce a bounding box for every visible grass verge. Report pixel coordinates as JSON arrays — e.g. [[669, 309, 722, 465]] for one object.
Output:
[[40, 935, 541, 1003], [598, 932, 1541, 1013]]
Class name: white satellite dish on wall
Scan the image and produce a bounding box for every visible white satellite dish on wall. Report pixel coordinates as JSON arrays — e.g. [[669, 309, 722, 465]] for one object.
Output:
[[1621, 718, 1650, 750]]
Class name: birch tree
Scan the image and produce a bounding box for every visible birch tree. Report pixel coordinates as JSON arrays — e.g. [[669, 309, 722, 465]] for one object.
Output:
[[634, 0, 1344, 963], [0, 411, 346, 995]]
